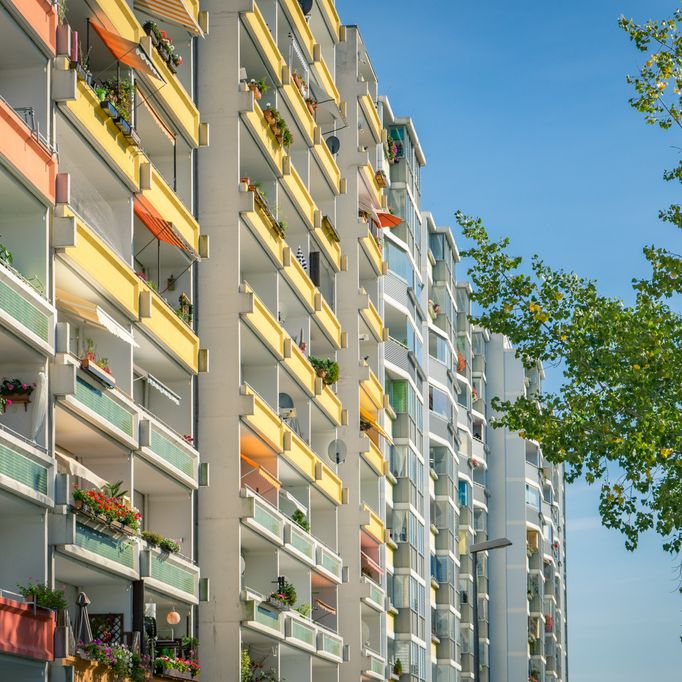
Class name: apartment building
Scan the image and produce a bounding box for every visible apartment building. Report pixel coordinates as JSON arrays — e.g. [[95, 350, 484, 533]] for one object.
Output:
[[0, 0, 207, 679], [0, 3, 567, 682], [197, 4, 388, 681]]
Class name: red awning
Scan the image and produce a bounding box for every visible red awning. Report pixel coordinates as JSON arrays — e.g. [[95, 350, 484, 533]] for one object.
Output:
[[377, 211, 401, 228], [134, 195, 189, 253], [89, 21, 162, 81]]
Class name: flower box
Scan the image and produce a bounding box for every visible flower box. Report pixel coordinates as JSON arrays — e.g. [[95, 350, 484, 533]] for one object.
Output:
[[375, 170, 388, 188], [1, 394, 31, 412], [99, 100, 119, 119], [154, 668, 195, 680], [266, 597, 290, 611], [80, 359, 116, 389]]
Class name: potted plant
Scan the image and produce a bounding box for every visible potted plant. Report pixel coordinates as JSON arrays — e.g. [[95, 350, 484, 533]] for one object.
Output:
[[0, 238, 13, 267], [248, 78, 268, 100], [393, 658, 403, 676], [305, 96, 318, 116], [267, 579, 296, 610], [309, 357, 339, 386], [375, 169, 388, 188], [79, 639, 147, 681], [154, 655, 201, 679], [18, 582, 74, 657], [295, 603, 311, 618], [291, 509, 310, 532], [0, 377, 35, 413], [142, 530, 181, 553], [292, 71, 307, 96], [72, 487, 142, 534], [176, 292, 193, 325]]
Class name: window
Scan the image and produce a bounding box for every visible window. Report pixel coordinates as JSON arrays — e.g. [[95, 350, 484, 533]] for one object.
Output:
[[458, 480, 470, 507], [385, 239, 412, 284], [429, 385, 451, 420], [525, 484, 541, 510], [429, 332, 450, 365]]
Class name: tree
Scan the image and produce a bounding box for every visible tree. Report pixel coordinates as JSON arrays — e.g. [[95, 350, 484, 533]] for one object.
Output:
[[458, 6, 682, 556]]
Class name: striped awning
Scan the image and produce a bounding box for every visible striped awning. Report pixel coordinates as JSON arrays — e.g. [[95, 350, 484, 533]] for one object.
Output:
[[360, 408, 393, 444], [134, 0, 203, 36], [134, 195, 193, 254]]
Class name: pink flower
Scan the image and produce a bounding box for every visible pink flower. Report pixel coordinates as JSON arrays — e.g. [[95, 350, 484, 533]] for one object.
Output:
[[6, 399, 12, 406], [21, 384, 27, 390]]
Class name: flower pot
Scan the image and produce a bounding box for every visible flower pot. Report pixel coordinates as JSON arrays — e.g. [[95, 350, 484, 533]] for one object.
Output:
[[315, 368, 328, 380], [154, 667, 195, 680], [1, 393, 31, 412], [266, 597, 290, 611], [248, 83, 262, 100], [306, 101, 317, 116], [263, 109, 277, 126], [100, 100, 118, 119], [168, 61, 178, 74]]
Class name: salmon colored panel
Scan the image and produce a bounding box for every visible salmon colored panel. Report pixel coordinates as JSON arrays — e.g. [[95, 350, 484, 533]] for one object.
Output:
[[0, 595, 55, 661], [9, 0, 57, 54], [0, 98, 56, 204]]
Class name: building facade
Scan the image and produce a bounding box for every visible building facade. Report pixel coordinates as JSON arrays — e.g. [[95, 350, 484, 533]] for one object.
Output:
[[0, 2, 567, 682]]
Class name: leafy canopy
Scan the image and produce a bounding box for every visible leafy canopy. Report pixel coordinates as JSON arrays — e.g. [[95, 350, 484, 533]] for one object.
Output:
[[458, 5, 682, 555]]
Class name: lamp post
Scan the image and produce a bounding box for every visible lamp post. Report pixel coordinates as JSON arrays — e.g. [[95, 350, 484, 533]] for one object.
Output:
[[471, 537, 512, 682]]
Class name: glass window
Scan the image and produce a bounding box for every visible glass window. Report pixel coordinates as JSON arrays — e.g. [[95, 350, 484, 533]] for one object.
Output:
[[429, 385, 451, 419], [429, 332, 450, 365], [525, 484, 541, 510], [458, 480, 470, 507]]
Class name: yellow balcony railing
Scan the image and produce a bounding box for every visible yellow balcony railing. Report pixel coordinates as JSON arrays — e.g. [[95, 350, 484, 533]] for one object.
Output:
[[284, 342, 316, 395], [316, 383, 342, 426], [62, 213, 141, 319], [240, 192, 286, 266], [312, 139, 341, 195], [142, 165, 200, 254], [139, 280, 200, 373], [361, 503, 385, 544], [281, 0, 315, 60], [147, 48, 200, 146], [241, 283, 286, 359], [282, 160, 315, 227], [283, 253, 316, 311], [281, 81, 315, 146], [361, 369, 384, 411], [91, 0, 142, 43], [362, 438, 385, 476], [241, 384, 285, 452], [359, 94, 382, 143], [311, 57, 340, 107], [317, 296, 342, 349], [63, 79, 142, 190], [242, 4, 285, 85], [285, 431, 342, 505], [242, 102, 286, 175], [360, 228, 384, 276], [318, 0, 341, 42], [361, 298, 384, 343], [317, 461, 343, 505], [359, 162, 383, 209]]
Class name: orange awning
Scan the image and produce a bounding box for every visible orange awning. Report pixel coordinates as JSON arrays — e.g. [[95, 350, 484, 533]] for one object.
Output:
[[240, 453, 281, 490], [89, 21, 162, 81], [134, 0, 203, 36], [377, 211, 401, 228], [360, 408, 394, 444], [361, 550, 384, 575], [134, 195, 191, 253]]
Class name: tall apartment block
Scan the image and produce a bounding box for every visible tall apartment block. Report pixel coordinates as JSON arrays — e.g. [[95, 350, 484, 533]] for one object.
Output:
[[197, 4, 388, 681], [0, 2, 567, 682], [0, 0, 207, 679]]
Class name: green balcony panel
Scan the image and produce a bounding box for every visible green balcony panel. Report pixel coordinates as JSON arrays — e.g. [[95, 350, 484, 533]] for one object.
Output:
[[75, 378, 134, 436], [0, 441, 48, 494], [0, 280, 49, 342], [75, 522, 135, 568], [150, 426, 194, 477]]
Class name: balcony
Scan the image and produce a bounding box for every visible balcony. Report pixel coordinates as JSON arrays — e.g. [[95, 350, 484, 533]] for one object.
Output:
[[280, 79, 315, 146], [312, 138, 342, 195], [240, 283, 286, 359], [240, 384, 285, 452], [6, 0, 58, 55], [0, 96, 56, 204], [359, 94, 382, 143], [361, 368, 384, 412], [360, 226, 384, 276], [52, 512, 140, 580], [140, 164, 200, 255], [241, 589, 285, 639], [361, 575, 385, 612], [140, 547, 199, 604], [60, 79, 143, 190], [359, 162, 383, 209], [139, 413, 199, 488], [241, 4, 284, 85], [317, 626, 343, 663], [0, 427, 51, 505], [316, 544, 343, 583], [241, 101, 286, 175], [284, 612, 317, 653], [311, 57, 340, 107], [241, 489, 285, 545], [285, 431, 343, 504], [56, 370, 139, 450], [281, 0, 315, 60], [318, 0, 341, 41], [0, 593, 55, 661], [317, 294, 343, 349], [284, 519, 316, 566], [361, 437, 385, 476], [240, 186, 287, 266], [360, 297, 384, 342], [362, 648, 385, 680], [0, 262, 54, 355], [361, 503, 385, 544]]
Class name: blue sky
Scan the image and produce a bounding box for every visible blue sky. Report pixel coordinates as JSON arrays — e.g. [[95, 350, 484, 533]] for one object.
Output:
[[338, 0, 682, 678]]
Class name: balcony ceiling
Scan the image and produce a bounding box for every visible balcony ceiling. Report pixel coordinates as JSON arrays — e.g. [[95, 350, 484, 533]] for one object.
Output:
[[55, 551, 130, 588], [55, 403, 128, 459]]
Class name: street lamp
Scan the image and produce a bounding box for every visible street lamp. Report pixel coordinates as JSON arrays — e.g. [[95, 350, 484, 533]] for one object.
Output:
[[470, 537, 512, 682]]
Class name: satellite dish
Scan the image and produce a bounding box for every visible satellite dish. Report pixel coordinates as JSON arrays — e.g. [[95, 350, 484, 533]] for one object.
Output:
[[327, 439, 347, 465], [298, 0, 313, 15], [279, 393, 296, 419], [325, 136, 340, 155]]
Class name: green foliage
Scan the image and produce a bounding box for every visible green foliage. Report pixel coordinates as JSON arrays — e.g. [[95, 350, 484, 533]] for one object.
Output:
[[251, 78, 268, 95], [241, 649, 252, 682], [99, 79, 134, 123], [0, 238, 13, 266], [142, 530, 180, 553], [458, 210, 682, 554], [103, 480, 127, 500], [159, 537, 181, 553], [291, 509, 310, 532], [269, 579, 296, 607], [80, 640, 146, 681], [263, 106, 294, 148], [309, 357, 339, 385], [295, 602, 311, 618], [18, 581, 67, 611]]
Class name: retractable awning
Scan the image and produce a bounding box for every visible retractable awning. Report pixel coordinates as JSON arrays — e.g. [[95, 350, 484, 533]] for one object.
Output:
[[89, 21, 162, 81], [377, 210, 401, 228], [134, 195, 193, 254], [360, 408, 393, 444], [55, 451, 108, 489], [134, 0, 203, 36], [360, 550, 384, 575], [241, 454, 281, 491], [56, 289, 139, 347]]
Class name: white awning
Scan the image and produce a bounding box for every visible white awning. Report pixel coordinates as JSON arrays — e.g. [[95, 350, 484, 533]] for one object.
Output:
[[56, 290, 139, 348], [134, 0, 203, 36], [55, 451, 108, 489]]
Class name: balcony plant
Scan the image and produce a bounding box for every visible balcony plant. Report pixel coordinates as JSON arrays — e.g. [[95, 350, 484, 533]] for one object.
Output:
[[72, 487, 142, 534], [292, 71, 308, 97], [0, 238, 13, 266], [267, 579, 296, 610], [142, 530, 181, 554], [143, 22, 183, 72], [78, 639, 147, 682], [393, 658, 403, 676], [0, 377, 35, 412], [248, 78, 268, 100], [262, 106, 293, 147], [305, 96, 318, 116], [295, 602, 311, 618], [154, 654, 201, 679], [375, 169, 388, 188], [17, 581, 67, 611], [291, 509, 310, 532], [385, 138, 398, 164], [309, 357, 339, 386]]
